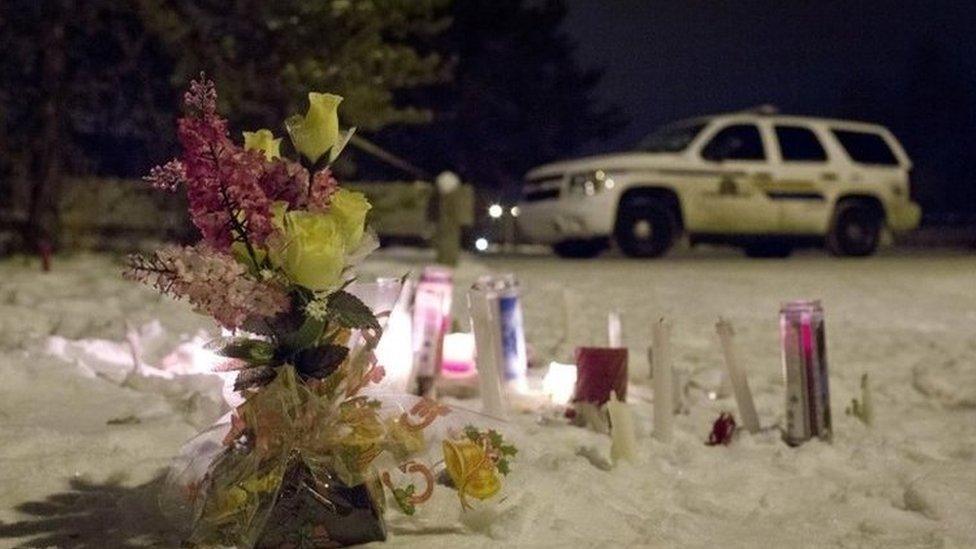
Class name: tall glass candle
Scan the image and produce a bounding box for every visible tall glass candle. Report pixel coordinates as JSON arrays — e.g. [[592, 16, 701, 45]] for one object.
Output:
[[780, 300, 831, 445], [469, 274, 528, 392], [412, 266, 453, 395], [468, 284, 507, 417]]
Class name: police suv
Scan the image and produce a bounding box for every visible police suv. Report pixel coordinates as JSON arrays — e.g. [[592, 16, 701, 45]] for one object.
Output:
[[517, 110, 921, 258]]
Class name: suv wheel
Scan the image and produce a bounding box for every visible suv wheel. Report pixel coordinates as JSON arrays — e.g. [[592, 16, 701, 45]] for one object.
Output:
[[552, 238, 607, 259], [827, 200, 883, 257], [615, 199, 678, 258]]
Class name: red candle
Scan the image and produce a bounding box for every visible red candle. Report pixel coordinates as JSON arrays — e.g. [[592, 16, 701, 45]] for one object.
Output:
[[572, 347, 628, 406]]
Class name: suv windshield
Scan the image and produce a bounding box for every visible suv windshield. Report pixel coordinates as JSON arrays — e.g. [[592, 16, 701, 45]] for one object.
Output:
[[637, 121, 707, 153]]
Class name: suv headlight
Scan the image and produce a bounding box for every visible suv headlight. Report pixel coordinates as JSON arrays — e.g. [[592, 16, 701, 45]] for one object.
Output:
[[568, 170, 617, 196]]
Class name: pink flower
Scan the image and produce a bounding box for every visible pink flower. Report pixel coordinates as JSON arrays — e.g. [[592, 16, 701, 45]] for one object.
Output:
[[308, 168, 338, 212], [184, 73, 217, 116], [259, 157, 310, 209], [125, 245, 290, 330], [177, 98, 274, 250], [144, 160, 186, 192], [143, 76, 323, 255]]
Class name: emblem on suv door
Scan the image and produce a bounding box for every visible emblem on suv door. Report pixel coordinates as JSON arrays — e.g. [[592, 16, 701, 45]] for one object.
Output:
[[718, 176, 738, 195]]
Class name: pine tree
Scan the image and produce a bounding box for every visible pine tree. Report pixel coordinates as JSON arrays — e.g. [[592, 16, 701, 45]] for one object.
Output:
[[0, 0, 451, 251], [371, 0, 625, 197]]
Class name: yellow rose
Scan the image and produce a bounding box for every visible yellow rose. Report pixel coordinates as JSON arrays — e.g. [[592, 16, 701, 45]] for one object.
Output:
[[242, 129, 282, 161], [442, 439, 501, 507], [268, 203, 346, 290], [285, 92, 342, 164], [329, 188, 371, 249]]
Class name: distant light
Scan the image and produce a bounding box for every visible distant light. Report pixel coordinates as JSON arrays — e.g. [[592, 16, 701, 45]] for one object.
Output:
[[510, 206, 521, 217], [488, 204, 503, 219], [604, 178, 615, 189], [475, 237, 489, 251]]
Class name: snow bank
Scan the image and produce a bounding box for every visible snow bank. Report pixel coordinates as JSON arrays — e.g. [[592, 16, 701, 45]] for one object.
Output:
[[0, 249, 973, 547]]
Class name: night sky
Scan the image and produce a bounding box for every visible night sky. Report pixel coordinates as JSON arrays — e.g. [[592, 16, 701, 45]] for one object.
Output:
[[562, 1, 976, 151]]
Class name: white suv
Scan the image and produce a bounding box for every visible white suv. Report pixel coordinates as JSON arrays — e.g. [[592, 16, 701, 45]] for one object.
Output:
[[517, 110, 921, 258]]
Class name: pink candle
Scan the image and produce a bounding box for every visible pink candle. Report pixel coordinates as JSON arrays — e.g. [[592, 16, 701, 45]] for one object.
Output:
[[440, 332, 477, 379], [412, 266, 454, 395]]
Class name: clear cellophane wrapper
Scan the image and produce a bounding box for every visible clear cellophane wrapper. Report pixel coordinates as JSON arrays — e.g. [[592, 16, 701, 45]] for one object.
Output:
[[160, 314, 514, 548]]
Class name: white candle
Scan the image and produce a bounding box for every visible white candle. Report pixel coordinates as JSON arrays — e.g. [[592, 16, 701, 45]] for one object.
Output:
[[673, 367, 688, 414], [860, 373, 874, 426], [716, 318, 760, 433], [468, 288, 507, 418], [608, 310, 623, 348], [607, 394, 637, 464], [646, 346, 653, 379], [652, 318, 673, 442]]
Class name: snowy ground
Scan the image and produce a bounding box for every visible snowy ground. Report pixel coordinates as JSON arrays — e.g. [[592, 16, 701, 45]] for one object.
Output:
[[0, 248, 974, 548]]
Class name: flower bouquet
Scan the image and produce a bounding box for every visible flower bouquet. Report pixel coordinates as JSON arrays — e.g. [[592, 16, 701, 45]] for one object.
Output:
[[128, 75, 514, 548]]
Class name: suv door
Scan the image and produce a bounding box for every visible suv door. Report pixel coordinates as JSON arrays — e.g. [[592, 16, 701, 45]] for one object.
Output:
[[766, 124, 835, 235], [693, 123, 778, 233]]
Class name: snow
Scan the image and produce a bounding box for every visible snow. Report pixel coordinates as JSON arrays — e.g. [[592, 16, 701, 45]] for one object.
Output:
[[1, 249, 974, 548]]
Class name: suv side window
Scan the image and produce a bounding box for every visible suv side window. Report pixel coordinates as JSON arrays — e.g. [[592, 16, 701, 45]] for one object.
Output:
[[831, 129, 899, 166], [701, 124, 765, 161], [775, 125, 827, 162]]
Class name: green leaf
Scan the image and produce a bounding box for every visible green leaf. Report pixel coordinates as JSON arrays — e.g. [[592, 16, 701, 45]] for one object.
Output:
[[213, 338, 275, 365], [499, 444, 518, 457], [487, 429, 504, 448], [326, 290, 381, 331], [463, 425, 481, 442], [233, 366, 278, 391], [497, 459, 511, 476], [279, 315, 327, 352], [294, 344, 348, 379], [392, 485, 417, 516]]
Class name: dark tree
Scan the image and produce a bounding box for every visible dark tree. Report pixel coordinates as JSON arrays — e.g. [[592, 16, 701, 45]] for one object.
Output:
[[0, 0, 451, 251], [140, 0, 451, 132], [899, 43, 976, 217], [0, 1, 175, 250], [371, 0, 625, 200]]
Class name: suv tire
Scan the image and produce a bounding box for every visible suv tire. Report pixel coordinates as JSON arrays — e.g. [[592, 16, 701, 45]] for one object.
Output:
[[827, 200, 883, 257], [615, 199, 678, 258], [552, 238, 607, 259]]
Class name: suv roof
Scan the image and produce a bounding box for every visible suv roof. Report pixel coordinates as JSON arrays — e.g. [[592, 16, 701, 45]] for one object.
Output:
[[697, 110, 892, 134]]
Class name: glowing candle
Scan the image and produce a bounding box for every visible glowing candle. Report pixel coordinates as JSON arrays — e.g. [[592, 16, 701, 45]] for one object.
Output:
[[542, 361, 578, 405], [370, 277, 415, 394], [608, 310, 623, 348], [607, 394, 637, 464], [441, 332, 477, 379], [716, 318, 760, 433], [652, 318, 673, 443]]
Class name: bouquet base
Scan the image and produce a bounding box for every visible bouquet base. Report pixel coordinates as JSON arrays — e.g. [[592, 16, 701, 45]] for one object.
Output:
[[254, 458, 386, 548]]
